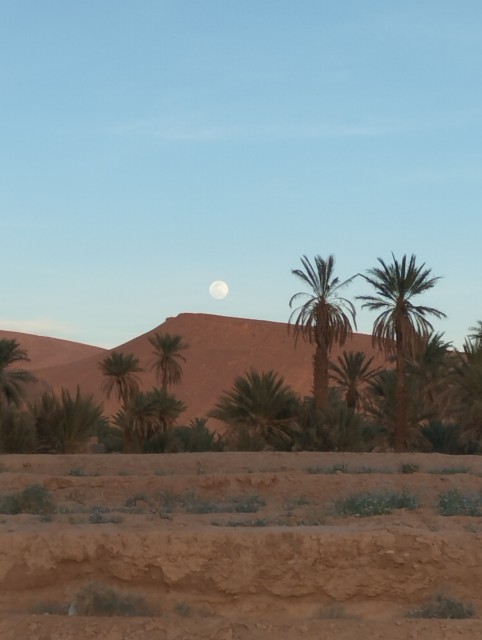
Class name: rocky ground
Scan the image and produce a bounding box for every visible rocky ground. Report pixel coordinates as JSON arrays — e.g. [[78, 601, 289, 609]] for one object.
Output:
[[1, 451, 482, 639]]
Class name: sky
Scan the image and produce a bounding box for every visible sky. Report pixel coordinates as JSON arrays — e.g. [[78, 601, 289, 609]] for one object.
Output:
[[1, 1, 482, 349]]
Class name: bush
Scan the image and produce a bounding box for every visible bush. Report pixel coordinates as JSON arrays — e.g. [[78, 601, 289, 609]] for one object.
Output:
[[437, 489, 482, 516], [174, 418, 225, 452], [401, 462, 419, 474], [32, 388, 104, 453], [73, 582, 153, 617], [0, 405, 36, 453], [408, 593, 475, 619], [334, 489, 417, 518], [0, 484, 55, 515]]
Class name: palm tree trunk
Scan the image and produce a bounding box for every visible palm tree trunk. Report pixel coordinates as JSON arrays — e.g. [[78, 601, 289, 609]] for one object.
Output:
[[313, 343, 329, 412], [395, 326, 408, 452]]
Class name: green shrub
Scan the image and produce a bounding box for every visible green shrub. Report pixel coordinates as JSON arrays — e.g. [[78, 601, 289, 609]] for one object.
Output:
[[174, 418, 225, 452], [0, 406, 36, 453], [32, 388, 104, 453], [233, 495, 265, 513], [401, 462, 419, 474], [437, 489, 482, 516], [0, 484, 55, 515], [73, 582, 153, 616], [408, 594, 475, 619], [174, 601, 192, 617], [429, 466, 470, 475], [334, 489, 417, 518], [30, 601, 68, 615]]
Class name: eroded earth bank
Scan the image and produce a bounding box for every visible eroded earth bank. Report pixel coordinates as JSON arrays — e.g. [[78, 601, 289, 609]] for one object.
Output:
[[1, 451, 482, 639]]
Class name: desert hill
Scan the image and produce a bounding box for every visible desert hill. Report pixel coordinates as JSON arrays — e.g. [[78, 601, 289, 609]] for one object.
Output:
[[27, 313, 387, 423], [0, 330, 106, 371]]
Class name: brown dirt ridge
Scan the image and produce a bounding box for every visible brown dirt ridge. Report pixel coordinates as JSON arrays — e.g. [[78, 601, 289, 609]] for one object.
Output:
[[1, 451, 482, 639]]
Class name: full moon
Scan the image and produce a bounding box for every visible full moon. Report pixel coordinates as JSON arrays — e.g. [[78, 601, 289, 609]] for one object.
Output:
[[209, 280, 229, 299]]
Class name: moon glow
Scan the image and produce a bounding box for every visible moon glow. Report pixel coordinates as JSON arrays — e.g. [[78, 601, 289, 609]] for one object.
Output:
[[209, 280, 229, 299]]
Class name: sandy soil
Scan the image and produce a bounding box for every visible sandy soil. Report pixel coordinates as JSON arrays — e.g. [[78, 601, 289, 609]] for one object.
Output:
[[1, 451, 482, 638]]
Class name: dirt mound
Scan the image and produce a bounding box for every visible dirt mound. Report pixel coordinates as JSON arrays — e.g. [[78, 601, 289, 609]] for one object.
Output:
[[0, 451, 481, 638]]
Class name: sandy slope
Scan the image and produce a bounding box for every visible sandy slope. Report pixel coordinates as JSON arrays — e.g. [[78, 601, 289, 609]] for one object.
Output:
[[1, 452, 482, 638], [0, 330, 106, 371], [30, 313, 388, 421]]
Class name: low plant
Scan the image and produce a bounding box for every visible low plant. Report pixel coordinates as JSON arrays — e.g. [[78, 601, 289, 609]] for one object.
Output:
[[89, 507, 123, 524], [284, 495, 311, 509], [30, 601, 69, 615], [334, 489, 417, 518], [429, 466, 470, 475], [401, 462, 419, 474], [0, 484, 55, 515], [408, 593, 475, 619], [308, 464, 391, 475], [232, 495, 265, 513], [157, 490, 178, 514], [318, 603, 351, 619], [218, 518, 271, 527], [73, 582, 153, 616], [308, 463, 349, 475], [437, 489, 482, 516], [69, 468, 87, 476], [174, 601, 192, 617]]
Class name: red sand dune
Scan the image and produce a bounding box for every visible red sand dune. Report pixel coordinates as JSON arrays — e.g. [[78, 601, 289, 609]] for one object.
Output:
[[0, 330, 106, 371], [20, 313, 387, 423]]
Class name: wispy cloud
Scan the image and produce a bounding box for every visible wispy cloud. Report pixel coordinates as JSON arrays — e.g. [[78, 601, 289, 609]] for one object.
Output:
[[152, 120, 418, 142], [0, 318, 74, 338], [99, 108, 482, 144]]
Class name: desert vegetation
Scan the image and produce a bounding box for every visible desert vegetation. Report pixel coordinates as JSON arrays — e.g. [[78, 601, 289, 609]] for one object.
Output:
[[0, 253, 481, 457]]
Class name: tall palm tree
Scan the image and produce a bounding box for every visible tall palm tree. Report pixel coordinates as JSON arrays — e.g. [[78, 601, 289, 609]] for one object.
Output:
[[148, 332, 188, 391], [407, 332, 453, 419], [329, 350, 381, 410], [289, 255, 356, 412], [0, 339, 36, 407], [366, 369, 432, 450], [210, 369, 301, 450], [449, 326, 482, 444], [99, 351, 143, 408], [357, 253, 445, 451]]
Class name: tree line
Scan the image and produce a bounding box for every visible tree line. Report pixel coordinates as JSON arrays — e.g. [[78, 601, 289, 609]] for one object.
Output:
[[0, 252, 481, 454]]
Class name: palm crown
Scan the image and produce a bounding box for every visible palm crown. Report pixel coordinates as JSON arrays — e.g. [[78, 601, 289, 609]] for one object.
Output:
[[289, 255, 356, 348], [357, 253, 446, 358], [289, 254, 356, 412], [148, 332, 188, 390]]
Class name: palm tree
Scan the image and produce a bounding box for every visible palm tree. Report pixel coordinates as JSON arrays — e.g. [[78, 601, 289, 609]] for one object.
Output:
[[329, 351, 382, 410], [449, 326, 482, 444], [407, 332, 453, 419], [148, 332, 188, 391], [357, 253, 445, 451], [99, 351, 143, 408], [365, 369, 432, 450], [0, 339, 36, 407], [114, 388, 186, 451], [289, 255, 356, 412], [210, 369, 301, 450]]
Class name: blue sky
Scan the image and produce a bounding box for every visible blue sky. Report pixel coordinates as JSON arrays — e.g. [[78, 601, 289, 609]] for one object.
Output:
[[1, 1, 481, 348]]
